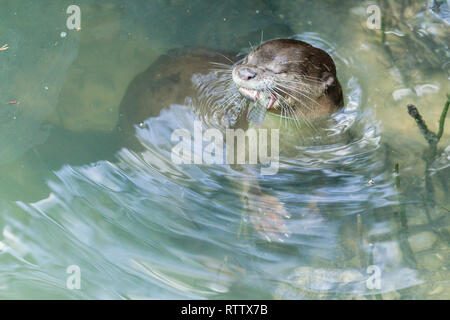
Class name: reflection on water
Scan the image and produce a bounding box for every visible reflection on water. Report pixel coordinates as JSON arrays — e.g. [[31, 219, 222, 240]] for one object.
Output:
[[0, 0, 449, 299]]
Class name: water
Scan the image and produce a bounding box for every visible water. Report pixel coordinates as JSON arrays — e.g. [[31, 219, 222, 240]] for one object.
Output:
[[0, 0, 449, 299]]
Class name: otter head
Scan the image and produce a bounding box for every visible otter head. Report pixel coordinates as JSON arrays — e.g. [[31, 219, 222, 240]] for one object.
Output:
[[232, 39, 343, 119]]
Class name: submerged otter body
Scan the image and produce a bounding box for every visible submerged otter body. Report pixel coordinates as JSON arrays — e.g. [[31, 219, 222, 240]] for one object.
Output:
[[118, 48, 237, 130], [119, 39, 343, 138]]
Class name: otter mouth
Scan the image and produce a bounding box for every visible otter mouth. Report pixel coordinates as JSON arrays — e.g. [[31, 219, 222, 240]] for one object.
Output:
[[238, 87, 277, 110], [238, 87, 278, 126], [232, 66, 278, 112]]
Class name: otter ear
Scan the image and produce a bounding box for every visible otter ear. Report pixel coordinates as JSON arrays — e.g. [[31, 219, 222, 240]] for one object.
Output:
[[321, 72, 335, 90]]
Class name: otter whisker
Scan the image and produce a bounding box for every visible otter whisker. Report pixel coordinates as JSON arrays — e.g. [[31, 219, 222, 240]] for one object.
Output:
[[212, 77, 234, 87], [281, 101, 300, 131], [279, 97, 303, 132], [274, 91, 318, 133], [217, 92, 239, 103], [211, 53, 235, 65], [282, 99, 306, 132], [209, 79, 237, 92], [288, 104, 314, 134], [298, 71, 322, 79], [209, 61, 233, 67], [273, 77, 317, 88], [207, 78, 235, 92], [209, 69, 234, 77], [248, 41, 256, 53], [274, 84, 321, 109], [275, 81, 317, 99], [211, 89, 237, 97], [219, 92, 241, 111], [288, 104, 316, 134], [276, 76, 324, 85], [209, 68, 233, 74], [279, 60, 307, 64], [275, 81, 317, 97], [299, 73, 324, 82], [267, 88, 299, 130], [273, 85, 316, 112], [199, 86, 242, 126], [279, 71, 325, 82]]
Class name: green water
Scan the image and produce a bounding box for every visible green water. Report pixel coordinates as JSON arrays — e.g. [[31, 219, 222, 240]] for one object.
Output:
[[0, 0, 449, 299]]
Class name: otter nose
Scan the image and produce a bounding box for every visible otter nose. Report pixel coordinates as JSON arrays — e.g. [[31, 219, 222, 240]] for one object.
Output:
[[237, 67, 257, 80]]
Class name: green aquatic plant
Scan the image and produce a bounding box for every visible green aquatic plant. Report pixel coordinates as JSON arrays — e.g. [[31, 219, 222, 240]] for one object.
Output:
[[436, 95, 450, 142], [405, 95, 450, 247], [388, 95, 450, 277], [407, 94, 449, 154]]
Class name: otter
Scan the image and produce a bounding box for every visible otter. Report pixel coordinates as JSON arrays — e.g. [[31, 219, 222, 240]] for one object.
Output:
[[119, 39, 343, 133], [118, 39, 344, 241]]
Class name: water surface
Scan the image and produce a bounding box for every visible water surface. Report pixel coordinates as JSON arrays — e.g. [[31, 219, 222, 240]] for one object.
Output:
[[0, 0, 449, 299]]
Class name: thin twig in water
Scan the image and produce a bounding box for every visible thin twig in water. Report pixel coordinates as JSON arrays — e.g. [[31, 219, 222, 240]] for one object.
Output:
[[436, 95, 450, 141], [407, 95, 449, 157], [407, 104, 438, 146], [406, 97, 450, 242]]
